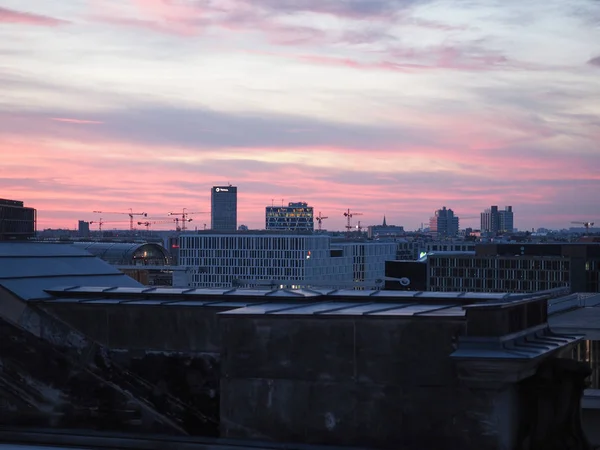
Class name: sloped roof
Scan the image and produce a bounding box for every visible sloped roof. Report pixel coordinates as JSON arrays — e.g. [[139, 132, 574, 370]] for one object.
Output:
[[0, 242, 142, 301]]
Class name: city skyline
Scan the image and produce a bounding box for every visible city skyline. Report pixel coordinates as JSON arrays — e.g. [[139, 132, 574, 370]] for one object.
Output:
[[1, 0, 599, 231]]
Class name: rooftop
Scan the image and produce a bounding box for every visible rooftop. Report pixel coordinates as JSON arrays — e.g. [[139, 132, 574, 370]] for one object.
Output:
[[0, 242, 142, 300]]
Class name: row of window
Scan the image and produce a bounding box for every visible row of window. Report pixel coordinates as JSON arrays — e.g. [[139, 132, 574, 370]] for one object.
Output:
[[430, 268, 569, 281], [180, 236, 325, 250], [431, 257, 569, 270], [180, 249, 312, 259], [430, 278, 568, 292]]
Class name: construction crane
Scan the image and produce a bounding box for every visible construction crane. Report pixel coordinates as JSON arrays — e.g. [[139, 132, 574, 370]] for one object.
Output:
[[315, 212, 328, 231], [90, 218, 104, 232], [89, 219, 129, 232], [139, 218, 192, 232], [343, 208, 363, 237], [167, 208, 207, 232], [571, 221, 595, 233], [356, 221, 363, 233], [92, 208, 147, 231]]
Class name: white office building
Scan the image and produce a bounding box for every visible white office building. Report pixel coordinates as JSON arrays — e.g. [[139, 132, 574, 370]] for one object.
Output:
[[175, 233, 397, 289]]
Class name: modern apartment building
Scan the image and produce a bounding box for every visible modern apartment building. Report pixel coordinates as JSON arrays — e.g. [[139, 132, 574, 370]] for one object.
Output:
[[0, 198, 36, 240], [428, 253, 570, 293], [429, 207, 459, 237], [481, 205, 513, 235], [331, 241, 398, 287], [427, 243, 600, 293], [211, 186, 237, 232], [265, 202, 314, 232], [424, 242, 476, 253], [176, 233, 397, 289]]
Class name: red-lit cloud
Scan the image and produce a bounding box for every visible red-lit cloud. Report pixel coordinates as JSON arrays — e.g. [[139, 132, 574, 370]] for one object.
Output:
[[0, 6, 68, 26], [1, 104, 598, 231]]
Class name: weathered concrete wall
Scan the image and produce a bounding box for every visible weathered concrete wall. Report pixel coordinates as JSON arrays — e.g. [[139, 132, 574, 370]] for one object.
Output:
[[0, 316, 185, 433], [39, 302, 234, 435], [40, 303, 225, 352], [219, 316, 503, 449], [0, 291, 222, 436]]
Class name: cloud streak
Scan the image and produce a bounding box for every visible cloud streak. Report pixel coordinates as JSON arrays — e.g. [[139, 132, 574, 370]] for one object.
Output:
[[589, 56, 600, 68], [0, 6, 68, 26], [51, 117, 104, 125]]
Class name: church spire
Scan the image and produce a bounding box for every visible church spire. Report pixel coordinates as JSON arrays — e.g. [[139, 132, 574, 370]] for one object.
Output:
[[382, 215, 387, 227]]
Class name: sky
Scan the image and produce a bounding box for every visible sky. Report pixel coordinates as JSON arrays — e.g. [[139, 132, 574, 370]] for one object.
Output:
[[1, 0, 599, 232]]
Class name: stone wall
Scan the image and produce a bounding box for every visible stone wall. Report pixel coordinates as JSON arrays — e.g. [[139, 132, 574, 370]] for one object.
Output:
[[219, 315, 502, 449], [40, 302, 238, 436], [40, 303, 225, 352]]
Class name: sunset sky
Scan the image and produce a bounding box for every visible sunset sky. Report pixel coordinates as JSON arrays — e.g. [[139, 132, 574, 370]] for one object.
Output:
[[1, 0, 599, 232]]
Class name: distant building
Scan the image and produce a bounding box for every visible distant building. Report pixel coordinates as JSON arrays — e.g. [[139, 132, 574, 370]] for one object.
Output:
[[73, 241, 173, 286], [73, 242, 171, 266], [429, 207, 459, 237], [265, 202, 314, 232], [427, 243, 600, 293], [481, 205, 513, 235], [78, 220, 90, 237], [176, 233, 396, 289], [211, 185, 237, 232], [424, 242, 476, 253], [367, 216, 404, 239], [0, 198, 36, 241]]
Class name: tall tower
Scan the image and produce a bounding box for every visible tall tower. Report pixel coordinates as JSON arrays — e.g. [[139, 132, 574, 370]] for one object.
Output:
[[211, 185, 237, 232], [429, 207, 459, 237], [481, 205, 513, 235]]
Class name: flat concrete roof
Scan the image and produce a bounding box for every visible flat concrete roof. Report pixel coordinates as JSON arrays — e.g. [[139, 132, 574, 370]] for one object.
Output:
[[549, 307, 600, 339]]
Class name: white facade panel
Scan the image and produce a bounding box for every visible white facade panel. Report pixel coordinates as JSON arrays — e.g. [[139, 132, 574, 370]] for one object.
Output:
[[177, 234, 397, 289]]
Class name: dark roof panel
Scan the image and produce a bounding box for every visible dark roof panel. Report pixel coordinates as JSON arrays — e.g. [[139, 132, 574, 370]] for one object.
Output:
[[324, 303, 416, 315], [0, 242, 88, 257], [1, 276, 140, 301], [0, 242, 143, 301], [368, 304, 455, 316], [269, 302, 360, 315]]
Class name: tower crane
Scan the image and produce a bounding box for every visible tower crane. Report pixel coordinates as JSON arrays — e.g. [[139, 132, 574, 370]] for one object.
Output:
[[343, 208, 363, 237], [90, 218, 104, 232], [89, 219, 130, 232], [92, 208, 147, 231], [571, 221, 595, 233], [139, 218, 192, 232], [167, 208, 207, 232], [316, 212, 328, 231]]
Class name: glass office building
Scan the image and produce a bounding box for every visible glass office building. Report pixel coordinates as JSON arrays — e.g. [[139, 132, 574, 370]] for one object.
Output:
[[0, 198, 36, 240], [211, 186, 237, 232], [266, 202, 314, 232]]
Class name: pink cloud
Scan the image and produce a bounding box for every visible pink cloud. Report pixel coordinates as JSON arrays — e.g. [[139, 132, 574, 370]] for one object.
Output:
[[51, 118, 104, 125], [0, 6, 68, 26], [1, 123, 597, 232], [251, 43, 544, 73]]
